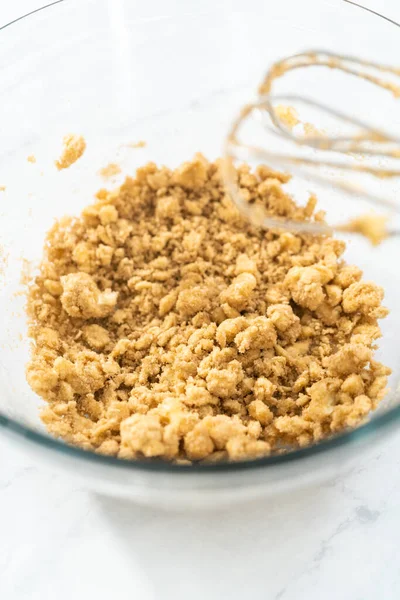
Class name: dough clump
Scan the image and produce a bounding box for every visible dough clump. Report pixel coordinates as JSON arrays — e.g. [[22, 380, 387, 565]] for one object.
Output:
[[55, 134, 86, 170]]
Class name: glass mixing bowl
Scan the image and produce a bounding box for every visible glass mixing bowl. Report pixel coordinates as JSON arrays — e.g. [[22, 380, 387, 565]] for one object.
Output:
[[1, 0, 400, 507]]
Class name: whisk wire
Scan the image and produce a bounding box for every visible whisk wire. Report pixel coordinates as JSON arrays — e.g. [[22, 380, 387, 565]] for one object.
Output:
[[224, 50, 400, 236]]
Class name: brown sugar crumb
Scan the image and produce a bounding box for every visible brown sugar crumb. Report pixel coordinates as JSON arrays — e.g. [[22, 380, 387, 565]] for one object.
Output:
[[338, 213, 389, 246], [26, 156, 391, 463], [98, 163, 122, 179], [27, 155, 36, 163], [55, 134, 86, 170]]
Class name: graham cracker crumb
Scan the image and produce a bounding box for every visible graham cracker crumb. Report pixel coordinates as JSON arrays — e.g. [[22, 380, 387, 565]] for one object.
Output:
[[55, 134, 86, 170], [27, 155, 36, 164], [0, 186, 6, 192], [26, 156, 390, 463]]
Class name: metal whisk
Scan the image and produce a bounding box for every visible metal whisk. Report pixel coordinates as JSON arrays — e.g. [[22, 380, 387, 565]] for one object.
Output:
[[223, 48, 400, 240]]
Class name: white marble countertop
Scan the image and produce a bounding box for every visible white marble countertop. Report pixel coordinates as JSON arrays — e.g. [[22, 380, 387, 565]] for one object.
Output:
[[2, 1, 400, 599], [2, 430, 400, 600]]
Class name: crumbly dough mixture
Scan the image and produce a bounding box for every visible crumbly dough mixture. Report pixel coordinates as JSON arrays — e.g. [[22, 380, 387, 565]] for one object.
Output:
[[338, 214, 389, 246], [126, 140, 147, 148], [98, 163, 122, 179], [55, 134, 86, 170], [275, 105, 300, 130], [26, 156, 390, 462]]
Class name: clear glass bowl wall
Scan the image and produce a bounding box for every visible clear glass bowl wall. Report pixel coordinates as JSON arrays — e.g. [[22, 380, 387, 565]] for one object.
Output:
[[0, 0, 399, 506]]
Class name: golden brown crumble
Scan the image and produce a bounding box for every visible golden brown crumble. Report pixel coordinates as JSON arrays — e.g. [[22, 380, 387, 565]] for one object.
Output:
[[127, 140, 147, 148], [55, 134, 86, 170], [98, 163, 122, 179], [338, 214, 389, 246], [26, 156, 390, 463], [274, 105, 325, 137], [27, 155, 36, 164], [303, 122, 325, 137], [275, 105, 299, 129]]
